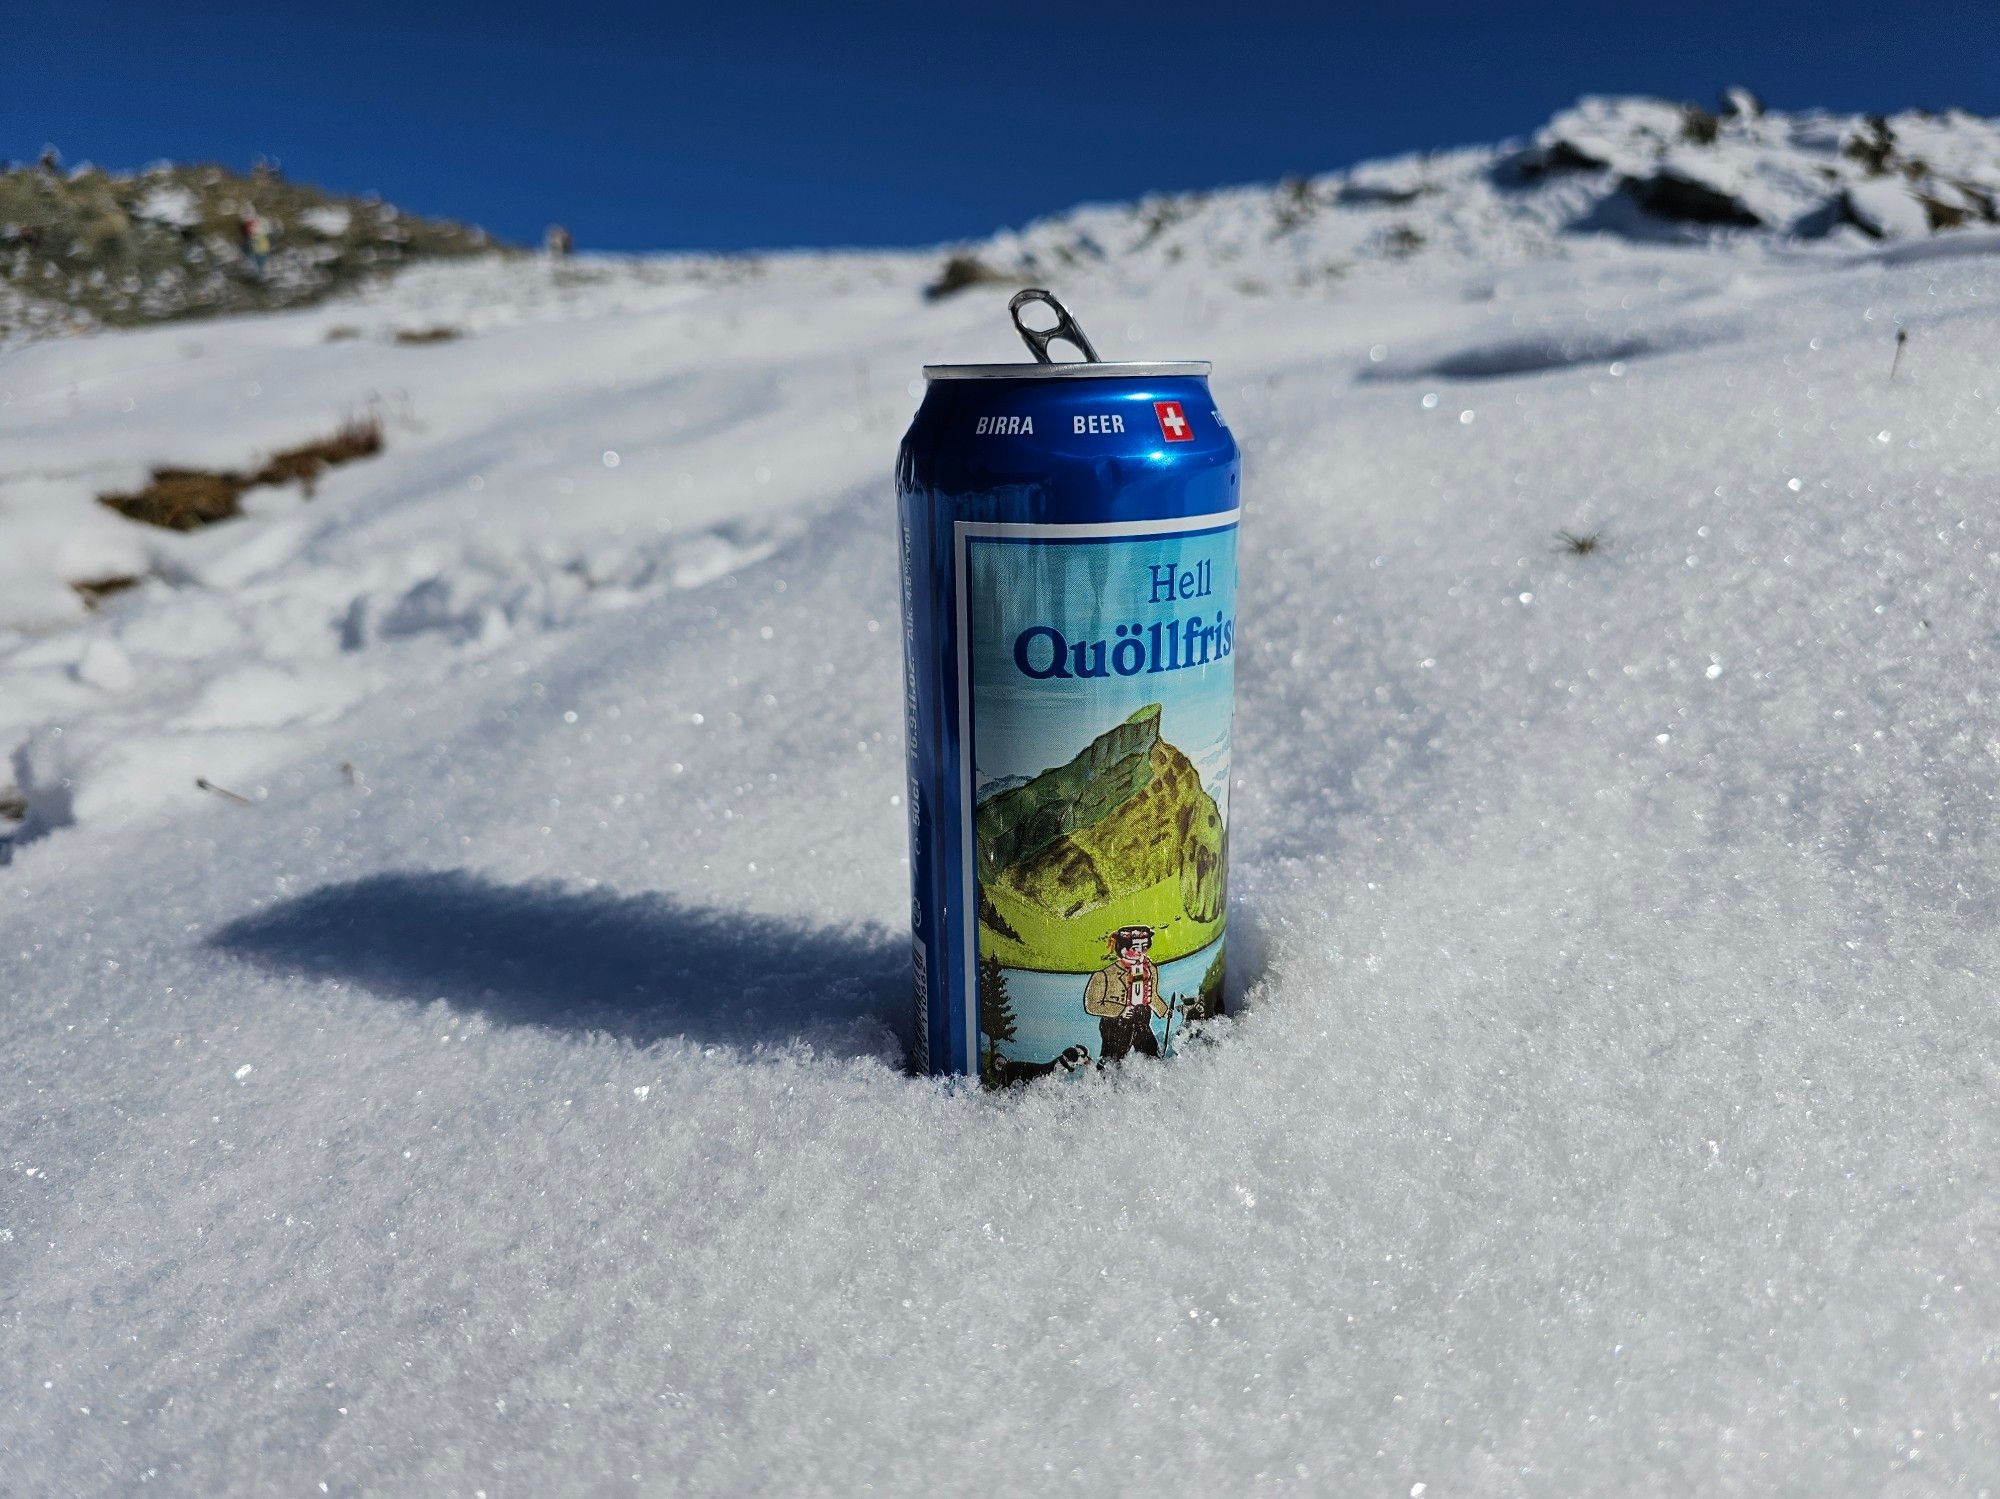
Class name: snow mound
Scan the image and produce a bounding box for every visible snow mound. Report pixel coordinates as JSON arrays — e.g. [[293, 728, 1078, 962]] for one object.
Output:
[[973, 94, 2000, 288]]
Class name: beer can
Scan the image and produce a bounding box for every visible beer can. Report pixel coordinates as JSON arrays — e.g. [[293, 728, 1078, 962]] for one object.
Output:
[[897, 290, 1240, 1083]]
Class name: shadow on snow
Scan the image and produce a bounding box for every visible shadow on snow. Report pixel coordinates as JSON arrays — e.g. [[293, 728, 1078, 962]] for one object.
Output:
[[208, 869, 908, 1062]]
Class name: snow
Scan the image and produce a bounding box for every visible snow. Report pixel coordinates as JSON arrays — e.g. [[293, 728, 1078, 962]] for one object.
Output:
[[297, 205, 352, 238], [3, 102, 1999, 1494], [1846, 179, 1934, 240], [132, 184, 202, 230]]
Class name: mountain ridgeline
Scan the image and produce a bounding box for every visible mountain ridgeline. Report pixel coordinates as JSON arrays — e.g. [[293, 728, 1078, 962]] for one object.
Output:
[[976, 704, 1226, 971], [958, 94, 2000, 295], [0, 156, 498, 342]]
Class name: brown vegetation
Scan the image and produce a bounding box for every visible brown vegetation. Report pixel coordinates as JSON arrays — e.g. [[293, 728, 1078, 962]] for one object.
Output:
[[1680, 105, 1721, 145], [392, 325, 463, 345], [252, 415, 383, 494], [99, 413, 383, 530], [1554, 528, 1605, 556], [71, 574, 143, 608], [924, 255, 1010, 301], [100, 468, 246, 530]]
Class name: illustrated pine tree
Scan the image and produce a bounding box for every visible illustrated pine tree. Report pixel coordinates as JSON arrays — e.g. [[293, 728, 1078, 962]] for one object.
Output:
[[977, 954, 1018, 1086]]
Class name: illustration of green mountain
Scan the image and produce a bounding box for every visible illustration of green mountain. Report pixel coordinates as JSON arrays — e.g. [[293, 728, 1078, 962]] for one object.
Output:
[[976, 703, 1226, 971]]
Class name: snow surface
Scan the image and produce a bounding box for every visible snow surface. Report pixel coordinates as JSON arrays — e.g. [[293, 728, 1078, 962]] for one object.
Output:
[[297, 206, 353, 239], [4, 118, 2000, 1494], [131, 184, 202, 231]]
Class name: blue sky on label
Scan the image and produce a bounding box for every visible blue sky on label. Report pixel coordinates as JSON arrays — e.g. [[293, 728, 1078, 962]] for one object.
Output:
[[966, 526, 1236, 816], [10, 0, 1998, 250]]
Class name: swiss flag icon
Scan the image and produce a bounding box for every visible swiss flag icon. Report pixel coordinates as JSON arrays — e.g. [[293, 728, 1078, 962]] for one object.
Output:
[[1153, 400, 1194, 442]]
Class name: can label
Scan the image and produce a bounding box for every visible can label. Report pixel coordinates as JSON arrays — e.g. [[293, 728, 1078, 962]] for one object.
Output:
[[955, 510, 1238, 1086]]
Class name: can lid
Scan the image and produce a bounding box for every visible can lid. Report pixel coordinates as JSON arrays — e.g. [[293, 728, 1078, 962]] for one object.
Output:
[[925, 289, 1207, 380], [923, 360, 1211, 381]]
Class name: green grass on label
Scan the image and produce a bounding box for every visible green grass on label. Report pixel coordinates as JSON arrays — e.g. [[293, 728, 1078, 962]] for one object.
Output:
[[979, 874, 1224, 973]]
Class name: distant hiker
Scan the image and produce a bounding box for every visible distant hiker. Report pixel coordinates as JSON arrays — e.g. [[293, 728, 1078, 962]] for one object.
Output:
[[1084, 925, 1166, 1062], [240, 211, 271, 274], [545, 223, 573, 257]]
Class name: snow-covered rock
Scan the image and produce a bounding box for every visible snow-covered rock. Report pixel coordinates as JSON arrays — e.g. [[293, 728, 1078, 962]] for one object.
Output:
[[297, 204, 352, 237], [976, 94, 2000, 284], [1843, 177, 1935, 238], [0, 159, 494, 344], [132, 183, 201, 229]]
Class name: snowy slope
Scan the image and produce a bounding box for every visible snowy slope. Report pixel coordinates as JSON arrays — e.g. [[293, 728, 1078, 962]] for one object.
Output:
[[980, 95, 2000, 286], [4, 103, 2000, 1495]]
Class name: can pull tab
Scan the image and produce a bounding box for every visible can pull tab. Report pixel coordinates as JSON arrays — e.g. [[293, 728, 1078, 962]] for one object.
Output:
[[1008, 288, 1102, 365]]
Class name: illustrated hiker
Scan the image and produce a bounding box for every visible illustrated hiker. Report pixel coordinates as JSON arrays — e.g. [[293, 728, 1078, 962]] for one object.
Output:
[[1084, 924, 1167, 1061]]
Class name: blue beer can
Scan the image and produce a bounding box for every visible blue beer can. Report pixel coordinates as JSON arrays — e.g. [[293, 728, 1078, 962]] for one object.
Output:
[[897, 291, 1240, 1083]]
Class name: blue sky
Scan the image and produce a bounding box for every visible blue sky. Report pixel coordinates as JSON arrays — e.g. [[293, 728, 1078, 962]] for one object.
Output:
[[967, 525, 1236, 794], [9, 0, 1996, 252]]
